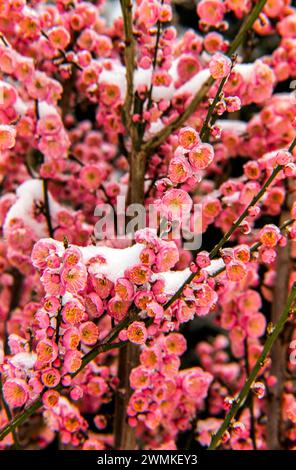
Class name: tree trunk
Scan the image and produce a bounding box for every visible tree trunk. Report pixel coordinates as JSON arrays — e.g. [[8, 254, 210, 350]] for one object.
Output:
[[267, 213, 292, 449], [113, 149, 146, 449]]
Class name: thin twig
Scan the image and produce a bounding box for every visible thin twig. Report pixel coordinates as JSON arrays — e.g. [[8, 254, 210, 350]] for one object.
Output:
[[0, 374, 21, 449], [4, 269, 23, 356], [0, 211, 293, 443], [164, 137, 295, 310], [245, 339, 257, 450], [266, 212, 292, 449], [0, 311, 135, 442], [208, 282, 296, 450], [42, 179, 54, 238], [120, 0, 135, 129], [199, 57, 237, 142], [142, 0, 268, 154], [146, 0, 164, 110]]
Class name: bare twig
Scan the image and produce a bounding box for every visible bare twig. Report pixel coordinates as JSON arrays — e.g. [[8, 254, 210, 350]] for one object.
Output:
[[120, 0, 136, 129], [42, 179, 54, 238], [4, 269, 23, 356], [208, 282, 296, 450]]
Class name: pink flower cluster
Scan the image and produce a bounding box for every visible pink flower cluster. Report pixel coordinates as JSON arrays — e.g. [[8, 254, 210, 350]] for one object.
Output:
[[127, 333, 213, 445], [0, 0, 295, 453]]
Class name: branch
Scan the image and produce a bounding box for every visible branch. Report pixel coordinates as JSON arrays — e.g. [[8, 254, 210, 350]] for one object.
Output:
[[266, 212, 293, 449], [1, 212, 293, 444], [208, 282, 296, 450], [164, 137, 295, 310], [120, 0, 135, 129], [244, 339, 257, 450], [142, 0, 268, 154], [199, 57, 237, 142], [146, 0, 164, 110], [207, 217, 294, 280], [0, 311, 135, 442], [0, 374, 21, 449], [4, 268, 23, 355], [1, 138, 294, 444], [42, 178, 54, 238]]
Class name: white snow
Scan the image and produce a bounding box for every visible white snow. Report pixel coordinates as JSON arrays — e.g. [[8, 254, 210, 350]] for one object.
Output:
[[216, 119, 247, 135], [177, 69, 211, 96], [81, 243, 143, 282], [4, 179, 64, 239], [14, 97, 29, 115], [10, 352, 37, 370], [134, 67, 152, 91], [82, 245, 224, 293], [235, 63, 254, 81], [38, 101, 60, 118], [100, 61, 126, 98]]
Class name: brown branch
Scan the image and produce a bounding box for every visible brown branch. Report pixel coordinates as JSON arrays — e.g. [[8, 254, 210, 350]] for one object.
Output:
[[142, 0, 268, 154], [4, 269, 23, 356], [113, 1, 147, 450], [42, 179, 54, 238], [0, 374, 21, 449], [245, 339, 257, 449], [266, 212, 293, 450], [0, 215, 293, 446], [209, 282, 296, 450], [0, 312, 135, 442], [120, 0, 136, 130]]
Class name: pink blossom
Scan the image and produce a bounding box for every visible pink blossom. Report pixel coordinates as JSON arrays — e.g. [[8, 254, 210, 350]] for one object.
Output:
[[127, 321, 148, 345], [41, 368, 61, 388], [189, 143, 214, 171], [79, 321, 99, 345], [197, 0, 225, 26], [63, 350, 82, 374], [161, 189, 192, 218], [62, 300, 85, 325], [178, 127, 200, 150], [209, 53, 232, 80], [47, 26, 71, 50], [36, 339, 58, 364], [181, 368, 213, 399], [246, 312, 266, 338], [259, 224, 281, 247], [168, 156, 192, 184], [0, 125, 16, 150], [60, 264, 87, 293], [3, 379, 28, 408]]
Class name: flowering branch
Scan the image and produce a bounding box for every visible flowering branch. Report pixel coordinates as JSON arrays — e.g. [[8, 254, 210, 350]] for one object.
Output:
[[266, 212, 293, 449], [199, 57, 237, 142], [165, 137, 296, 310], [120, 0, 136, 130], [146, 0, 164, 110], [244, 339, 257, 450], [207, 217, 294, 279], [0, 211, 294, 445], [208, 281, 296, 450], [142, 0, 268, 153], [0, 313, 134, 442]]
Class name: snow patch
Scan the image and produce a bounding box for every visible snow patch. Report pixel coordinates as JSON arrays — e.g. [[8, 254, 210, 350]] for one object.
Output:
[[4, 179, 64, 239]]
